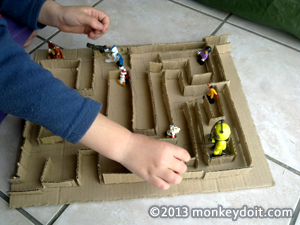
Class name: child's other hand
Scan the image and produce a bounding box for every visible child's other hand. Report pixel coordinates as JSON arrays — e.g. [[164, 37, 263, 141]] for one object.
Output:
[[39, 1, 110, 40], [57, 6, 110, 40], [120, 134, 191, 190]]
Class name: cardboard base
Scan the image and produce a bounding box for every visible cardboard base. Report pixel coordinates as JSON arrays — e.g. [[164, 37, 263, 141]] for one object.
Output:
[[8, 35, 274, 208]]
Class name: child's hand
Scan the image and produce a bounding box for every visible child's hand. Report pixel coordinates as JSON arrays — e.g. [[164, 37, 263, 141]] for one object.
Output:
[[80, 114, 191, 190], [57, 6, 110, 40], [39, 1, 110, 40], [120, 133, 191, 190]]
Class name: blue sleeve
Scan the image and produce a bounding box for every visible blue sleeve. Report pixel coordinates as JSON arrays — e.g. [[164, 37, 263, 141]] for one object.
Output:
[[0, 17, 102, 144], [0, 0, 47, 29]]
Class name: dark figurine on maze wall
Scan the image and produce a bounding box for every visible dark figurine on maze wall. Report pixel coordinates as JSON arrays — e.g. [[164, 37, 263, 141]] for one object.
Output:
[[208, 120, 231, 157], [86, 43, 108, 53], [204, 83, 218, 104], [197, 46, 211, 65], [86, 43, 124, 70], [47, 41, 64, 59]]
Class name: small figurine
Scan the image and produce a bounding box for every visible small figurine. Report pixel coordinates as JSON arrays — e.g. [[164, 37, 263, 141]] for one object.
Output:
[[47, 41, 64, 59], [117, 69, 130, 86], [208, 120, 231, 157], [165, 125, 180, 138], [86, 43, 107, 53], [197, 46, 211, 65], [104, 45, 124, 70], [204, 83, 218, 104]]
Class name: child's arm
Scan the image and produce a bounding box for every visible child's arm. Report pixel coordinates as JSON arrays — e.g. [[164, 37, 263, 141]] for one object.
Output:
[[38, 1, 110, 40], [80, 113, 191, 190]]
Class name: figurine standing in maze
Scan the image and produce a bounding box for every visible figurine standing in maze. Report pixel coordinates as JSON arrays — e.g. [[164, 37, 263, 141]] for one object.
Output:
[[197, 46, 211, 65], [165, 125, 181, 138], [209, 120, 231, 157]]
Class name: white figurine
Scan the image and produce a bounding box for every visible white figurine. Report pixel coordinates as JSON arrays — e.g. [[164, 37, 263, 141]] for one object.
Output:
[[105, 45, 124, 70], [165, 125, 181, 138], [117, 69, 127, 86]]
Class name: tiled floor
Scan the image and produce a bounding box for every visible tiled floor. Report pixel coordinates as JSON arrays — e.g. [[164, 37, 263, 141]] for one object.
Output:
[[1, 0, 300, 224]]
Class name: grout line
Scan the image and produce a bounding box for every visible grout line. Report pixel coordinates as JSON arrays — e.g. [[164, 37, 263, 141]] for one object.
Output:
[[225, 21, 300, 53], [168, 0, 223, 21], [29, 40, 47, 55], [210, 13, 232, 36], [1, 191, 43, 225], [29, 30, 62, 54], [169, 0, 300, 52], [36, 35, 47, 42], [265, 154, 300, 176], [92, 0, 104, 7], [46, 30, 62, 41], [0, 190, 9, 203], [290, 197, 300, 225], [47, 204, 70, 225], [16, 208, 43, 225], [30, 0, 103, 54]]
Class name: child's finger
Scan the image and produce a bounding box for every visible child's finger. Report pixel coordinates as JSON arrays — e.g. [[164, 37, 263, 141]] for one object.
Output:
[[169, 158, 187, 174], [148, 175, 170, 190], [82, 16, 104, 31], [97, 13, 110, 33], [173, 147, 191, 163], [88, 30, 103, 40], [158, 169, 183, 185]]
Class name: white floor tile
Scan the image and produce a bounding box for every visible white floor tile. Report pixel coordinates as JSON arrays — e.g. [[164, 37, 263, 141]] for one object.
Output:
[[296, 212, 300, 225], [53, 160, 299, 225], [227, 15, 300, 50], [0, 198, 33, 225], [173, 0, 229, 19], [215, 23, 300, 172], [0, 115, 23, 194], [56, 0, 99, 6], [49, 0, 222, 48], [23, 37, 44, 53], [23, 205, 65, 225], [37, 26, 59, 40], [0, 115, 64, 225]]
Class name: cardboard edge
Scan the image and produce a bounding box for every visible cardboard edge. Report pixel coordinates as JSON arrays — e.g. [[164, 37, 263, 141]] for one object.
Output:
[[182, 101, 199, 168]]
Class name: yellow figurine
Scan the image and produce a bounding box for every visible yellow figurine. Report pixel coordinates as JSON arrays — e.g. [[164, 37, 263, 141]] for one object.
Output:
[[209, 120, 231, 157], [205, 83, 218, 104]]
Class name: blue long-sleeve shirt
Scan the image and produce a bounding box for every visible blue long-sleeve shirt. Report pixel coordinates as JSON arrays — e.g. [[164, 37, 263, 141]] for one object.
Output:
[[0, 0, 102, 144]]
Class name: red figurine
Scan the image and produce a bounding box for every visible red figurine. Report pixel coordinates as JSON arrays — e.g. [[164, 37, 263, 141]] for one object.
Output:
[[48, 41, 64, 59]]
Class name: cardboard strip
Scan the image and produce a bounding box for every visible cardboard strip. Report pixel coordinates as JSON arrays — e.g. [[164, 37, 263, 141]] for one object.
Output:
[[162, 72, 174, 125], [195, 99, 210, 164], [22, 121, 33, 139], [182, 101, 199, 168], [10, 138, 33, 183], [41, 157, 79, 188], [37, 127, 63, 145], [191, 72, 212, 85], [76, 149, 97, 186], [8, 189, 43, 195], [204, 166, 252, 180], [215, 43, 231, 54], [148, 72, 159, 134], [224, 85, 252, 167], [158, 50, 198, 61], [203, 34, 228, 46], [130, 42, 205, 54], [149, 62, 162, 72]]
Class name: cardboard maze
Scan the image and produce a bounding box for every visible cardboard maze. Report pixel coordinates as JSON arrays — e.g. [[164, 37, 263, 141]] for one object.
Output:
[[7, 35, 274, 208]]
